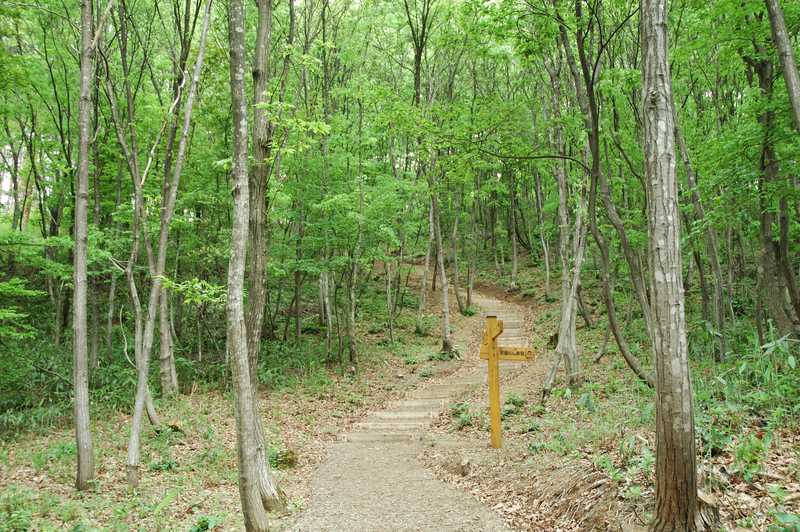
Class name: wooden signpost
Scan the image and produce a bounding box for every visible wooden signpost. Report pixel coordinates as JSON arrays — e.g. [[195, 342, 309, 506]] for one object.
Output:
[[479, 315, 535, 448]]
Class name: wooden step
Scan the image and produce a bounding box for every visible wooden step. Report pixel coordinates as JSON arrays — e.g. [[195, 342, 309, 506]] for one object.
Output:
[[355, 421, 427, 431], [341, 432, 420, 443], [390, 398, 447, 410], [373, 411, 438, 420]]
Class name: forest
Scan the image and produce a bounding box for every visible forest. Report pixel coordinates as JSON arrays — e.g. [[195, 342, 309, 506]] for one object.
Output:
[[1, 0, 799, 530]]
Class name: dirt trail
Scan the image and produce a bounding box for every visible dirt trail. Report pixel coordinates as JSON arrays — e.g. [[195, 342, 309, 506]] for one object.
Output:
[[285, 289, 533, 531]]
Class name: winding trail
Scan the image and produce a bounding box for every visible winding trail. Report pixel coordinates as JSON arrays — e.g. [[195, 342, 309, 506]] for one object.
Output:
[[288, 290, 531, 531]]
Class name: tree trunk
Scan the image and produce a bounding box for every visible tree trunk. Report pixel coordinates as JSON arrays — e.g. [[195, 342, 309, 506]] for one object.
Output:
[[675, 114, 726, 358], [541, 55, 583, 392], [115, 0, 211, 486], [451, 201, 466, 315], [106, 273, 117, 359], [385, 257, 395, 343], [226, 0, 283, 528], [533, 168, 551, 298], [766, 0, 800, 131], [295, 214, 304, 343], [159, 290, 178, 394], [753, 57, 798, 337], [432, 195, 452, 352], [642, 0, 702, 527], [73, 0, 95, 492], [509, 173, 519, 290], [415, 206, 434, 334]]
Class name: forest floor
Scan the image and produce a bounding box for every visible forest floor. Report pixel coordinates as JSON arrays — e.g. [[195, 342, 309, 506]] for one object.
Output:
[[0, 272, 489, 531], [417, 264, 800, 532], [1, 263, 799, 531]]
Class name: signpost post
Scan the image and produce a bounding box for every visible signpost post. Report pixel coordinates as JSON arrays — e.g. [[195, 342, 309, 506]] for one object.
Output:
[[479, 315, 535, 449]]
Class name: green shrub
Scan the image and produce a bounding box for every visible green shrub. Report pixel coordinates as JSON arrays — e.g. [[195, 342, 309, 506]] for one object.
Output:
[[0, 487, 35, 532]]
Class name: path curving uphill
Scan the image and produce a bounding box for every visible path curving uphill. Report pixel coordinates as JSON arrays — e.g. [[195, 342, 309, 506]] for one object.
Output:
[[286, 290, 531, 531]]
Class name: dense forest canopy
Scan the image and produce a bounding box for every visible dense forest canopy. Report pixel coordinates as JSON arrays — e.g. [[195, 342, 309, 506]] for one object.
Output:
[[1, 0, 799, 530]]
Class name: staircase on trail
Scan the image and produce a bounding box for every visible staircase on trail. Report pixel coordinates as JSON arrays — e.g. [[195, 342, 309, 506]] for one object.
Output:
[[341, 294, 530, 445], [288, 292, 524, 531]]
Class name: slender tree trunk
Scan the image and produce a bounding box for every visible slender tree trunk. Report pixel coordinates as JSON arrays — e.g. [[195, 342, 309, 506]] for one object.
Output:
[[322, 269, 333, 357], [385, 257, 395, 343], [432, 194, 452, 352], [73, 0, 95, 492], [508, 173, 519, 290], [106, 273, 117, 359], [533, 168, 551, 298], [766, 0, 800, 131], [675, 115, 726, 358], [347, 178, 364, 366], [542, 56, 583, 392], [753, 57, 798, 337], [121, 0, 211, 486], [451, 202, 466, 315], [642, 0, 705, 528], [295, 213, 304, 343], [159, 290, 178, 394], [415, 206, 434, 334], [466, 205, 477, 309]]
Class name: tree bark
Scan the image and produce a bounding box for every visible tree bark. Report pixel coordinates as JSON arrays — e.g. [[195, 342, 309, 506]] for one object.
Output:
[[766, 0, 800, 131], [159, 290, 178, 394], [533, 168, 551, 298], [642, 0, 702, 528], [451, 199, 466, 315], [226, 0, 283, 528], [674, 114, 726, 358], [508, 172, 519, 290], [542, 54, 583, 392], [432, 194, 452, 352], [416, 206, 434, 334], [73, 0, 95, 492]]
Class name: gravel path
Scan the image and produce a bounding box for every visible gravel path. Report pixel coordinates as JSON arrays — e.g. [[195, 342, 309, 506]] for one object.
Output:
[[287, 291, 528, 532]]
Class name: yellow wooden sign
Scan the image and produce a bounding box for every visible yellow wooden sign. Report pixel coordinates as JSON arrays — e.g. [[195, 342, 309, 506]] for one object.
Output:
[[482, 315, 536, 449]]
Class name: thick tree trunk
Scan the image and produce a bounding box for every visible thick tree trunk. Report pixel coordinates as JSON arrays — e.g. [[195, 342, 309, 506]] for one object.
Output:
[[73, 0, 95, 492], [642, 0, 703, 528], [226, 0, 283, 528]]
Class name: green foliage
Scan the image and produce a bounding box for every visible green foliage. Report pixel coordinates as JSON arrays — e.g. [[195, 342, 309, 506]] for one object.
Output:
[[450, 401, 474, 430], [0, 278, 43, 341], [769, 512, 800, 532], [161, 277, 227, 308], [0, 487, 34, 531], [190, 515, 223, 532], [428, 349, 459, 361], [31, 441, 75, 471], [148, 456, 178, 473], [734, 433, 771, 482]]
